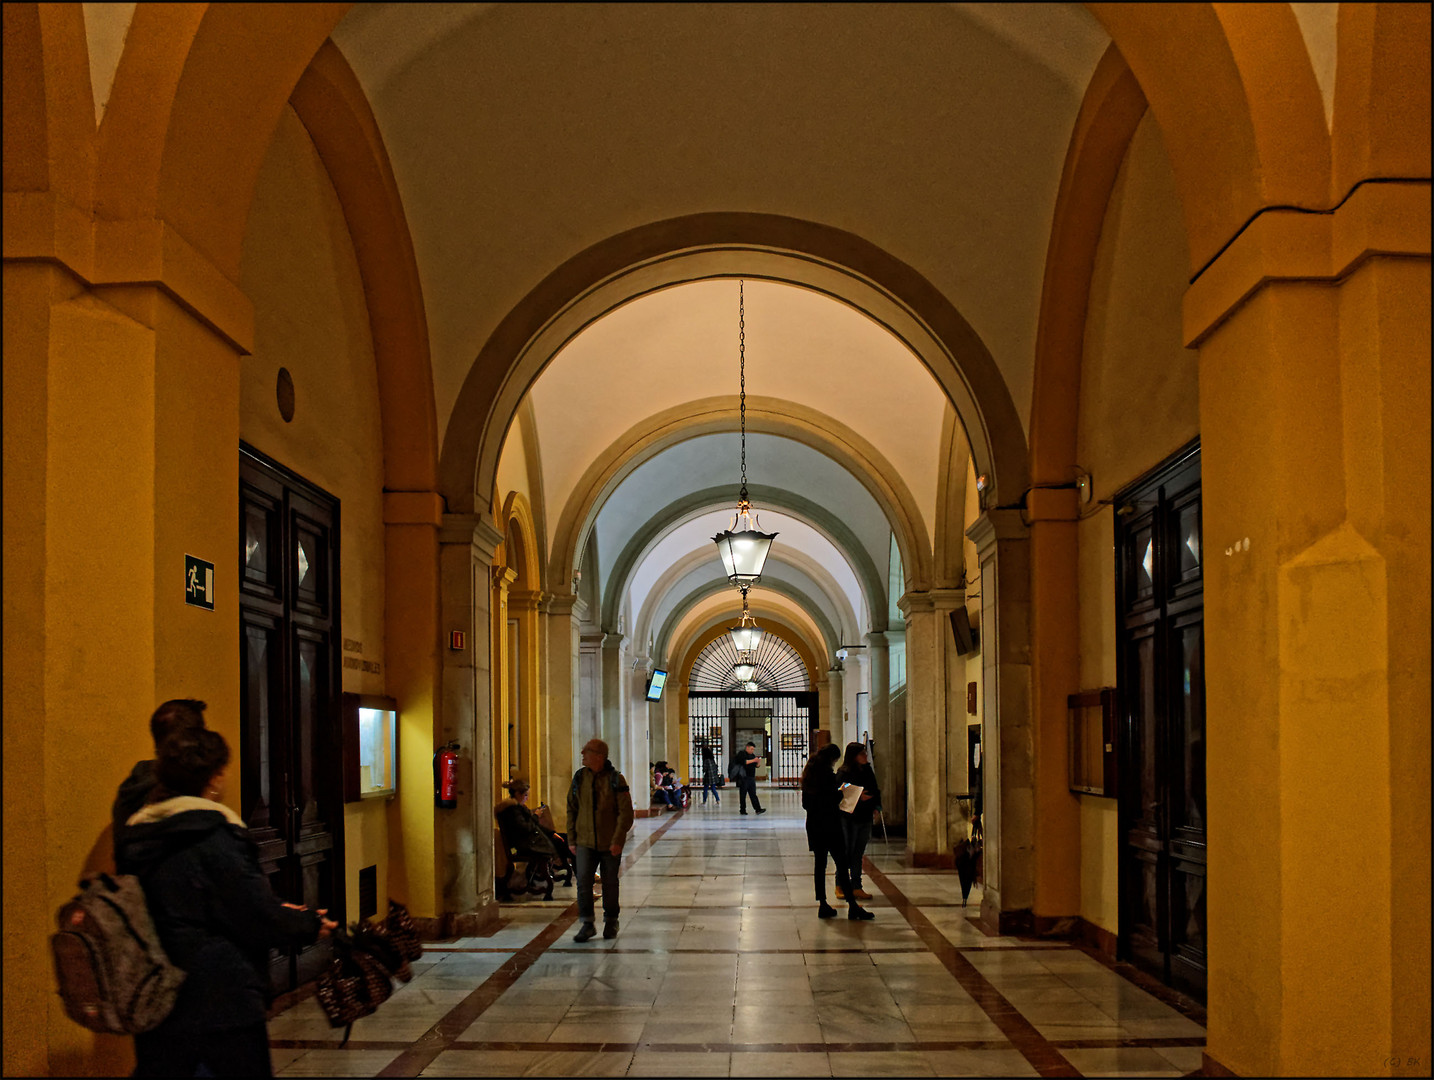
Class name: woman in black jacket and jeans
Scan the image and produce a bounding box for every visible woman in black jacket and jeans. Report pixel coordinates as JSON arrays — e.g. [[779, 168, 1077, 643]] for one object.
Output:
[[118, 728, 336, 1077], [800, 744, 874, 921]]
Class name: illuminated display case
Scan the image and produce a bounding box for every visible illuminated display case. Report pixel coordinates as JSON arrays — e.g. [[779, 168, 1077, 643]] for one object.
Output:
[[342, 693, 398, 801]]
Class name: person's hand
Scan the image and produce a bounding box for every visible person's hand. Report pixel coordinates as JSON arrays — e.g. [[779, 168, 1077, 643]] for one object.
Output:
[[316, 908, 339, 938], [859, 791, 873, 801], [280, 901, 307, 911], [609, 842, 623, 857]]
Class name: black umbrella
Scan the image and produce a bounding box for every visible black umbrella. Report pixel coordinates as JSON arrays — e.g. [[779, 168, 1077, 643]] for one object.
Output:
[[953, 837, 981, 906]]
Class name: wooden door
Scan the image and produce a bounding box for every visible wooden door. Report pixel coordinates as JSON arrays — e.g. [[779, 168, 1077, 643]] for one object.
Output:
[[1116, 442, 1207, 1000], [239, 444, 344, 993]]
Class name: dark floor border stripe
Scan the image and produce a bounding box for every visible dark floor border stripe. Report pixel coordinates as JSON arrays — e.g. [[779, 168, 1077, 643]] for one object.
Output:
[[865, 860, 1081, 1078], [373, 811, 685, 1078], [275, 1035, 1207, 1053]]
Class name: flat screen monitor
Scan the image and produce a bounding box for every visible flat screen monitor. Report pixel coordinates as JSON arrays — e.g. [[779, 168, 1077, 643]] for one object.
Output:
[[646, 669, 668, 702]]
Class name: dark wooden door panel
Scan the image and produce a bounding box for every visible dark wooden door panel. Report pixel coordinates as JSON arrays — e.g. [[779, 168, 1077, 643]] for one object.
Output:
[[239, 445, 342, 997], [1117, 443, 1206, 1002]]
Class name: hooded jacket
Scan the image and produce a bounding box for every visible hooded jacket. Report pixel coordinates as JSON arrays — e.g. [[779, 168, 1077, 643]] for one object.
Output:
[[117, 797, 320, 1032], [566, 761, 634, 850], [111, 758, 157, 857]]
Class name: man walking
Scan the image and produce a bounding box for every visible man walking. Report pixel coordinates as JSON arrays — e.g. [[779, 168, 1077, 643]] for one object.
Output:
[[567, 738, 635, 942], [732, 740, 767, 816]]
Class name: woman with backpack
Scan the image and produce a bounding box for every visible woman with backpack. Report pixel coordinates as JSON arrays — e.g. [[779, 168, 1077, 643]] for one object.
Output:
[[118, 727, 336, 1077]]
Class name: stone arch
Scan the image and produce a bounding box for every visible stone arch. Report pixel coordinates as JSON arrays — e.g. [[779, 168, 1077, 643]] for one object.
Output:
[[1330, 3, 1432, 195], [672, 613, 824, 697], [440, 216, 1029, 519], [289, 41, 439, 495], [655, 579, 840, 667], [548, 396, 932, 598], [600, 483, 887, 636], [499, 490, 541, 591], [631, 545, 864, 668], [1084, 4, 1330, 271]]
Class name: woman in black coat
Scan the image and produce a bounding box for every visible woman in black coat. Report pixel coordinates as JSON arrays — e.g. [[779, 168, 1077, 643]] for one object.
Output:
[[835, 741, 880, 900], [800, 744, 874, 921], [118, 728, 335, 1077]]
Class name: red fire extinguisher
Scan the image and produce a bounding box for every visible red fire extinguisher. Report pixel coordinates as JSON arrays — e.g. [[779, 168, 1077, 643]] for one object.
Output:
[[434, 742, 460, 809]]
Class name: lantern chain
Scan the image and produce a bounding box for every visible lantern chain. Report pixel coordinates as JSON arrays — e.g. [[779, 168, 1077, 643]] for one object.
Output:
[[739, 279, 747, 497]]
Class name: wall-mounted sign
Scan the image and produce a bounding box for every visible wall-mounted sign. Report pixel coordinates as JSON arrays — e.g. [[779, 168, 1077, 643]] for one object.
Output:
[[185, 555, 214, 610], [450, 630, 465, 650]]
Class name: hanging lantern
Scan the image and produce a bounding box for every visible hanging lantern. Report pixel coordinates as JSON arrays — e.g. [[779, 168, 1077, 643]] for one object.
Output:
[[727, 589, 766, 653], [732, 661, 757, 683], [712, 280, 777, 588]]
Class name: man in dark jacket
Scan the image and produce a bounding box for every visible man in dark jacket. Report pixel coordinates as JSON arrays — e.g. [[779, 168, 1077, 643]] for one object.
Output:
[[566, 738, 634, 942], [118, 727, 332, 1077], [111, 698, 207, 859], [732, 741, 766, 815]]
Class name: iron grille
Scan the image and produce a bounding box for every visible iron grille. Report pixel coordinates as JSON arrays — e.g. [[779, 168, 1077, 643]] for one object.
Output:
[[689, 631, 809, 692], [687, 690, 818, 786]]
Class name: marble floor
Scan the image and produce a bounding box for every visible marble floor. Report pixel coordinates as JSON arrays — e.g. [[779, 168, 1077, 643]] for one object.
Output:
[[268, 786, 1205, 1077]]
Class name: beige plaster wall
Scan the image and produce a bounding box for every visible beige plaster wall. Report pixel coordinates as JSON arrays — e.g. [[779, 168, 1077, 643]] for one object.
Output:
[[1075, 111, 1198, 934], [240, 107, 388, 924]]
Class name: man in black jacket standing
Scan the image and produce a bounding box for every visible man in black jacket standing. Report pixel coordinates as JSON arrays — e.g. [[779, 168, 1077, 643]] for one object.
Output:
[[731, 741, 766, 816]]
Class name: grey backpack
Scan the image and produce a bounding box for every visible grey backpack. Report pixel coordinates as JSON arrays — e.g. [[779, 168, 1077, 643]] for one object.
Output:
[[51, 873, 186, 1034]]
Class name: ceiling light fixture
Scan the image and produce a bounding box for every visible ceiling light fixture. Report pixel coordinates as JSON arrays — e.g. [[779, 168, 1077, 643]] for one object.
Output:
[[712, 280, 777, 591], [728, 589, 765, 653], [732, 660, 757, 683]]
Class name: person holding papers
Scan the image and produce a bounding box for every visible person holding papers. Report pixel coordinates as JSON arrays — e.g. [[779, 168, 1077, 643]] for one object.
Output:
[[836, 742, 880, 900], [800, 744, 875, 921]]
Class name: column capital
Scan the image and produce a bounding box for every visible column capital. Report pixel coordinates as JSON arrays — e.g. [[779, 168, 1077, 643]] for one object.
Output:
[[509, 588, 545, 613], [544, 591, 579, 616], [491, 565, 518, 590], [864, 630, 889, 649], [440, 513, 504, 561], [966, 509, 1028, 560], [601, 631, 625, 650], [896, 587, 965, 618]]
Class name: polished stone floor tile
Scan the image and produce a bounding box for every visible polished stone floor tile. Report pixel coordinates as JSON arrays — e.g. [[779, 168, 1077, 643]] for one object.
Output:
[[1057, 1046, 1189, 1077], [828, 1050, 937, 1077], [629, 1050, 733, 1076], [731, 1050, 832, 1077], [921, 1048, 1040, 1077], [275, 1049, 403, 1077], [270, 787, 1205, 1078]]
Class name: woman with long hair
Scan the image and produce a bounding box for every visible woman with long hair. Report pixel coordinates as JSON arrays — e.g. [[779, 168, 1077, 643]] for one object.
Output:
[[800, 743, 875, 920], [835, 741, 880, 900]]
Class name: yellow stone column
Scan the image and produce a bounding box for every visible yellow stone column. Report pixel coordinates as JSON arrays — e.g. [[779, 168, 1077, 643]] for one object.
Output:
[[509, 587, 546, 803], [542, 593, 580, 830], [1185, 181, 1430, 1076], [4, 243, 248, 1076]]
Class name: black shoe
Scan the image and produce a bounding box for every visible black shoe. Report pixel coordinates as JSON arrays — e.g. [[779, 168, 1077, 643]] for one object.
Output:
[[603, 921, 619, 939], [848, 907, 876, 921], [740, 810, 749, 815], [818, 902, 839, 918], [755, 808, 766, 814], [574, 923, 597, 942]]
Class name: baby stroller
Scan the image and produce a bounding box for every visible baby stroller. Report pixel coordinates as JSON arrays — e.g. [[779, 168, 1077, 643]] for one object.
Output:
[[534, 802, 575, 886]]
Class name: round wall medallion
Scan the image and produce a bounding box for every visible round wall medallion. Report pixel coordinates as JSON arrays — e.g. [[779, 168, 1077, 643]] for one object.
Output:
[[276, 367, 295, 422]]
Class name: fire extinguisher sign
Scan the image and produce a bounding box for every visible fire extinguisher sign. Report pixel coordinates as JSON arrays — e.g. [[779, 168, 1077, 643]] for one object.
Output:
[[185, 555, 215, 610]]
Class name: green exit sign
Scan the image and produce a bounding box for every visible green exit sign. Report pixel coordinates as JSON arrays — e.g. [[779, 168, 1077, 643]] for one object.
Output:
[[185, 555, 214, 610]]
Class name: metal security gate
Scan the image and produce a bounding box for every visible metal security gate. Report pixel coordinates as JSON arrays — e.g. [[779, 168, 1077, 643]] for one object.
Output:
[[688, 691, 818, 786]]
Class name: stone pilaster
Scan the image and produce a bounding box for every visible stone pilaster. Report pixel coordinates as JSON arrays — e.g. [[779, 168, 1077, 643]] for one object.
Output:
[[436, 513, 503, 933], [967, 509, 1033, 931], [897, 588, 966, 864]]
